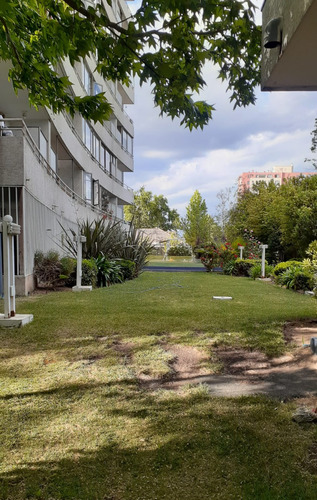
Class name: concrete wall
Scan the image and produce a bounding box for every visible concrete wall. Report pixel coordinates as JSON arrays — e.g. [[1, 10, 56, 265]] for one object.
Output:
[[0, 137, 24, 185], [262, 0, 316, 89]]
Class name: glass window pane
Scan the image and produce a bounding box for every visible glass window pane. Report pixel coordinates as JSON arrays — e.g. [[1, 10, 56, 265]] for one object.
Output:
[[84, 172, 92, 202], [39, 131, 47, 159]]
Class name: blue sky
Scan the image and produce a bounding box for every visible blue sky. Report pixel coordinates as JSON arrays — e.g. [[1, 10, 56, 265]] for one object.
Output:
[[126, 0, 317, 217]]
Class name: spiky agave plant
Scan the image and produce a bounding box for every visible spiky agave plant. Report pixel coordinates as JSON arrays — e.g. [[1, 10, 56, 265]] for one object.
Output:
[[120, 224, 154, 276], [59, 218, 126, 259]]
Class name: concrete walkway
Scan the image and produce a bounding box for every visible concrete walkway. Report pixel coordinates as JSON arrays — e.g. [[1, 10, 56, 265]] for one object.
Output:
[[165, 370, 317, 398]]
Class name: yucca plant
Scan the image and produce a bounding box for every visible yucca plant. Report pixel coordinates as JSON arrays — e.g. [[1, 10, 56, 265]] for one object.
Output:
[[120, 224, 154, 276], [59, 218, 125, 259]]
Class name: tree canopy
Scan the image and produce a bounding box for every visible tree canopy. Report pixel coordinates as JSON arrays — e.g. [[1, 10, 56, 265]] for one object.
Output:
[[182, 190, 217, 249], [124, 186, 180, 230], [0, 0, 261, 128], [226, 177, 317, 262]]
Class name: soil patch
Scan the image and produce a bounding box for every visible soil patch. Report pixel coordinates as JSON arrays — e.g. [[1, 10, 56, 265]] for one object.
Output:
[[140, 321, 317, 398], [112, 340, 134, 364]]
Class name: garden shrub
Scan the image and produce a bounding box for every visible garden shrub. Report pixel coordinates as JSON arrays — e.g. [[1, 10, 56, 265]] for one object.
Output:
[[167, 243, 192, 256], [249, 263, 274, 280], [197, 243, 237, 271], [94, 255, 123, 287], [278, 266, 314, 291], [67, 258, 97, 287], [272, 260, 303, 277], [114, 259, 136, 280], [34, 250, 63, 287], [60, 256, 75, 278], [222, 260, 236, 275], [231, 258, 262, 277]]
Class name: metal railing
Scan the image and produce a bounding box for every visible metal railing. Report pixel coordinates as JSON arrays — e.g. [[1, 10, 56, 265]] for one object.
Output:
[[62, 112, 134, 192], [1, 119, 124, 222]]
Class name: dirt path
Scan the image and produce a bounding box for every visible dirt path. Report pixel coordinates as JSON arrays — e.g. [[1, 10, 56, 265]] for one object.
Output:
[[142, 321, 317, 399]]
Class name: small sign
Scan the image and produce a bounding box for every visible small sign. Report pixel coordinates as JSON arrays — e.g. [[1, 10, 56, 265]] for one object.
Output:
[[212, 296, 233, 300]]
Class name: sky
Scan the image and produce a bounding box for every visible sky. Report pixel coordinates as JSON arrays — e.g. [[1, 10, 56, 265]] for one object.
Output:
[[126, 0, 317, 218]]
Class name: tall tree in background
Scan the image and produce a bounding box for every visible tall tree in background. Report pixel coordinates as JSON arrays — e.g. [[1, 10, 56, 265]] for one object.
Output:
[[124, 187, 180, 231], [215, 187, 236, 239], [182, 190, 216, 249], [226, 177, 317, 261], [0, 1, 261, 128]]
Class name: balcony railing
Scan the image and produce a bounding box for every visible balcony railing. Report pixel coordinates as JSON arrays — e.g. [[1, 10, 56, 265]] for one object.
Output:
[[0, 118, 125, 222], [62, 112, 134, 191]]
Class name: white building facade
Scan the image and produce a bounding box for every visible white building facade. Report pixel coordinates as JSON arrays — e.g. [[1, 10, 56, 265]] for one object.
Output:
[[0, 0, 134, 294]]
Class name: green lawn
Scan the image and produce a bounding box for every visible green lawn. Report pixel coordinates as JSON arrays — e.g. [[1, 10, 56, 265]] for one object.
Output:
[[146, 255, 203, 267], [0, 272, 317, 499]]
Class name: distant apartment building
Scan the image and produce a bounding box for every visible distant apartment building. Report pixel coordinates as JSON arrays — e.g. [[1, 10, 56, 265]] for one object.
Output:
[[238, 166, 317, 193], [0, 0, 135, 294]]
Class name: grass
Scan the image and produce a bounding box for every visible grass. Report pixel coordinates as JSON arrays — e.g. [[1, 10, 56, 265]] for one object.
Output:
[[146, 255, 204, 267], [0, 272, 317, 499]]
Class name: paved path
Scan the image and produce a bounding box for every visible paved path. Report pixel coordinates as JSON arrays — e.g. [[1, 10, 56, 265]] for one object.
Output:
[[166, 371, 317, 398]]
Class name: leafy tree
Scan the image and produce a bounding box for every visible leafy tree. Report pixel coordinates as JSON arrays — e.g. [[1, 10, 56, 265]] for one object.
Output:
[[215, 186, 236, 239], [226, 176, 317, 262], [305, 118, 317, 168], [182, 190, 216, 249], [124, 186, 180, 230], [0, 0, 261, 128]]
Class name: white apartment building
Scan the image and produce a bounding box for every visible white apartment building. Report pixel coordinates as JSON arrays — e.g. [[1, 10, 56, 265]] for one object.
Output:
[[0, 0, 134, 294]]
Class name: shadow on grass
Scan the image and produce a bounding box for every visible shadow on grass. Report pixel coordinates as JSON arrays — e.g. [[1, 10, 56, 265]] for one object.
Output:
[[1, 387, 317, 500]]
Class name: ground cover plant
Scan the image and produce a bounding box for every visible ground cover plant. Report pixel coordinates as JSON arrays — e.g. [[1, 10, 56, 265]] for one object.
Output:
[[0, 272, 317, 499]]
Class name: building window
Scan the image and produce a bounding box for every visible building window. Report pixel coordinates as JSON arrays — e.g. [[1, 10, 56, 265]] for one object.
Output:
[[84, 172, 92, 202], [39, 130, 47, 159], [93, 82, 103, 95], [50, 149, 57, 172], [83, 120, 92, 151], [93, 180, 99, 206], [100, 144, 105, 170], [82, 61, 91, 94], [92, 135, 100, 162]]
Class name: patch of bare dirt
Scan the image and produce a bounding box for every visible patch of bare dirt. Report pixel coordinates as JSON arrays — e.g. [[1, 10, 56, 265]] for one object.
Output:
[[140, 321, 317, 398], [164, 344, 210, 380], [111, 340, 134, 364], [138, 344, 209, 390]]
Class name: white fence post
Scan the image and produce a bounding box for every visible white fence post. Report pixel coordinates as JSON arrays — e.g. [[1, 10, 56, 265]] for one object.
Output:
[[0, 215, 33, 326], [260, 244, 268, 278], [238, 246, 244, 259], [72, 233, 92, 292]]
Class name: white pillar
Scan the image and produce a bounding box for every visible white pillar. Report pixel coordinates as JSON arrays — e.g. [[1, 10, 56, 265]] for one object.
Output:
[[2, 215, 20, 318], [260, 244, 268, 278], [2, 215, 13, 318], [238, 245, 244, 259], [0, 215, 33, 326], [73, 233, 92, 292]]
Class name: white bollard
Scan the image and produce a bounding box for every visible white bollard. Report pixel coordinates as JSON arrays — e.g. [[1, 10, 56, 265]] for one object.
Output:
[[238, 245, 244, 259], [260, 244, 268, 278], [0, 215, 33, 326], [72, 233, 92, 292], [2, 215, 17, 318]]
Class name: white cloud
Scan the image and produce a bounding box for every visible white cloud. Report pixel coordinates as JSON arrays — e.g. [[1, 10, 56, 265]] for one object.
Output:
[[131, 127, 315, 216], [142, 149, 177, 159]]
